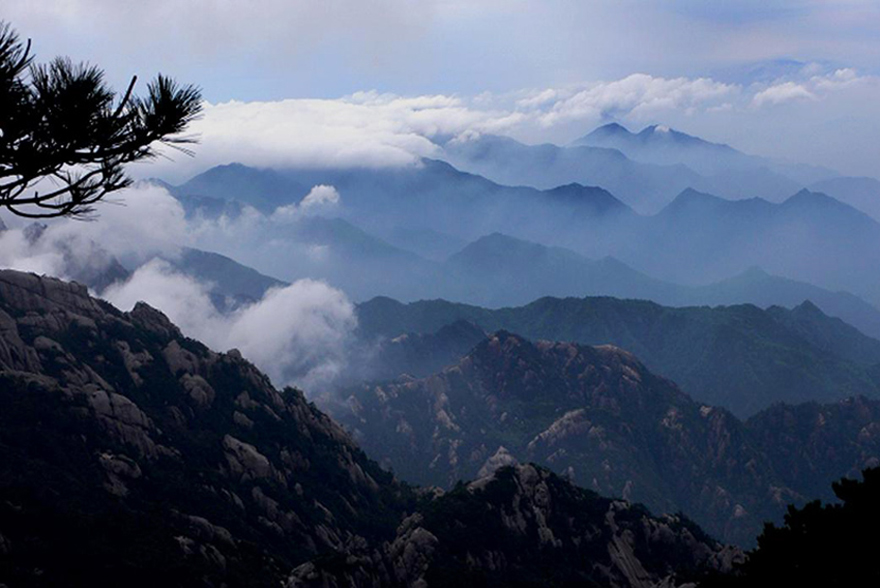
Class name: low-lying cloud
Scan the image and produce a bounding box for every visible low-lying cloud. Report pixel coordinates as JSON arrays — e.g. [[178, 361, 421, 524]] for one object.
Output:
[[103, 259, 357, 392], [0, 184, 359, 393]]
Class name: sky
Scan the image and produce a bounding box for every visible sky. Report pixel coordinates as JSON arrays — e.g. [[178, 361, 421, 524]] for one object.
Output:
[[4, 0, 880, 179]]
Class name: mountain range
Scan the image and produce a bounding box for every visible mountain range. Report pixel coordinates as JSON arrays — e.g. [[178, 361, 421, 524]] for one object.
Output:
[[0, 269, 738, 587], [169, 159, 880, 308], [355, 295, 880, 418], [331, 330, 880, 547]]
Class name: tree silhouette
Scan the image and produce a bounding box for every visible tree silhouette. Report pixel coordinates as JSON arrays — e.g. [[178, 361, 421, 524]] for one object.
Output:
[[0, 22, 202, 218], [701, 466, 880, 587]]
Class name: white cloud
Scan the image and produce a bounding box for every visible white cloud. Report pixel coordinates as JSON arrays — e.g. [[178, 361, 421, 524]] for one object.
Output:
[[752, 81, 817, 107], [116, 65, 879, 182], [102, 259, 357, 391], [300, 185, 341, 212], [538, 74, 737, 126], [271, 185, 341, 222], [0, 184, 188, 282]]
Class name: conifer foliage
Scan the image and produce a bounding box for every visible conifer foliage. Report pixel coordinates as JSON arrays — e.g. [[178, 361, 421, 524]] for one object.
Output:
[[0, 22, 202, 218], [704, 467, 880, 587]]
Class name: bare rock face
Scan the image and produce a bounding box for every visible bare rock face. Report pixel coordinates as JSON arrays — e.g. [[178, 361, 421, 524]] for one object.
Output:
[[0, 270, 734, 588], [288, 464, 740, 588], [334, 330, 880, 547], [477, 445, 519, 479], [0, 269, 403, 588]]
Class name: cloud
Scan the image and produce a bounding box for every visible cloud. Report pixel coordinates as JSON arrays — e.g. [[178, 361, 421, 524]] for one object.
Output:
[[0, 184, 188, 281], [116, 64, 879, 182], [102, 259, 357, 391], [752, 81, 817, 107], [301, 185, 341, 210], [272, 184, 343, 221], [140, 74, 742, 181], [537, 74, 737, 126], [0, 180, 357, 392]]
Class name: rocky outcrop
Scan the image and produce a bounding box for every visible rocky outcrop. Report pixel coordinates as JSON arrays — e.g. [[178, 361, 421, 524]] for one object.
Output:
[[288, 465, 741, 588], [333, 331, 880, 547], [0, 269, 404, 588], [0, 270, 733, 587]]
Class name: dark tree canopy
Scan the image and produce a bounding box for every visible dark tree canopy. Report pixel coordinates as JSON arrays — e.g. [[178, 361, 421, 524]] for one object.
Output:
[[0, 22, 202, 218], [702, 466, 880, 587]]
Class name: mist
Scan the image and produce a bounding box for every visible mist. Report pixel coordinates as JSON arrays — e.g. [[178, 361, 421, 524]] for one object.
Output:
[[103, 260, 356, 391]]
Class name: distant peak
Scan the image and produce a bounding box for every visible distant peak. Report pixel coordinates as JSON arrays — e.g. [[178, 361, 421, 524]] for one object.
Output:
[[574, 123, 633, 144], [676, 187, 719, 201], [595, 122, 631, 135], [792, 299, 825, 317], [660, 188, 726, 215], [783, 188, 840, 206]]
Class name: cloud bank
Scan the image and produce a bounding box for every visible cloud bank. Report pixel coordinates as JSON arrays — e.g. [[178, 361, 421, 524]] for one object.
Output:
[[0, 184, 358, 393], [140, 67, 879, 182], [103, 260, 356, 392]]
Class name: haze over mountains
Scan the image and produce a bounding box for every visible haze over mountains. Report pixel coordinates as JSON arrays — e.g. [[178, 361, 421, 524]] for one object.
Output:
[[331, 330, 880, 546], [6, 1, 880, 584], [167, 137, 880, 310], [3, 113, 880, 586], [354, 295, 880, 418]]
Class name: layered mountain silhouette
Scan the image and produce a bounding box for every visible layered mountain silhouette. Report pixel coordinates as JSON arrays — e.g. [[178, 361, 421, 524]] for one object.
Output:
[[332, 331, 880, 547], [0, 270, 736, 587], [440, 232, 880, 338], [625, 188, 880, 304], [169, 162, 880, 307], [575, 123, 830, 187], [440, 132, 700, 213], [810, 175, 880, 222], [356, 295, 880, 417]]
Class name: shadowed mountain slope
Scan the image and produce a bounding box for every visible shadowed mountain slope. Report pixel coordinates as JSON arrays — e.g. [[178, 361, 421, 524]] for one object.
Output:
[[356, 296, 880, 417], [0, 270, 733, 587], [332, 331, 880, 547]]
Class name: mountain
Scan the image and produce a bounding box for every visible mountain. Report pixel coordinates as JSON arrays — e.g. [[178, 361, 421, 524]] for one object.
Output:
[[171, 199, 444, 302], [332, 331, 880, 547], [441, 133, 702, 213], [0, 270, 407, 587], [575, 123, 828, 197], [440, 233, 880, 338], [0, 269, 735, 587], [575, 123, 749, 174], [164, 247, 287, 310], [174, 159, 637, 249], [355, 296, 880, 417], [344, 319, 488, 385], [625, 188, 880, 303], [289, 464, 741, 588], [810, 175, 880, 222], [681, 266, 880, 341], [442, 233, 681, 308], [172, 162, 311, 214], [443, 129, 827, 212], [170, 163, 880, 308]]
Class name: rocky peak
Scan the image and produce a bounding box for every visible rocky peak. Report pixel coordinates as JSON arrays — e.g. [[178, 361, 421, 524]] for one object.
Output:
[[0, 269, 404, 587], [0, 269, 734, 587]]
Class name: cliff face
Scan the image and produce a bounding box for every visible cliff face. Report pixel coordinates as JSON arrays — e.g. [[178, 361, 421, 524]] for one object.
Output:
[[0, 270, 732, 587], [288, 464, 741, 588], [334, 331, 880, 547], [0, 270, 406, 587]]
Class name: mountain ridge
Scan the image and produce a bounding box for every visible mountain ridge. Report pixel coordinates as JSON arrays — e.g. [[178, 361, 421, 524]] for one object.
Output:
[[332, 329, 880, 547], [0, 268, 736, 587]]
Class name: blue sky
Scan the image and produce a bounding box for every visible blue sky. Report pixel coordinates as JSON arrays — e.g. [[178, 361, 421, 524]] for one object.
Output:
[[4, 0, 880, 179]]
